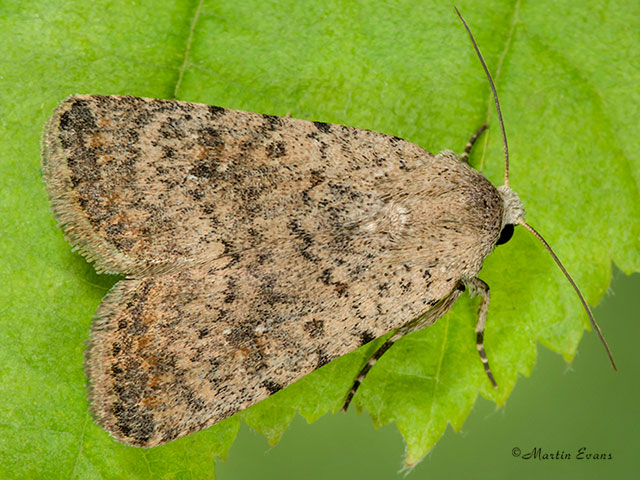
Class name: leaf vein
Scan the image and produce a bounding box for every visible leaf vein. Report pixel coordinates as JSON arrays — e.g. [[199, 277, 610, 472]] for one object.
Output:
[[68, 410, 89, 480], [479, 0, 521, 171], [174, 0, 206, 99], [425, 314, 450, 438]]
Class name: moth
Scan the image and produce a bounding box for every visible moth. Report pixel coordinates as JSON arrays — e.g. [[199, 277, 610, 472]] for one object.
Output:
[[41, 10, 615, 447]]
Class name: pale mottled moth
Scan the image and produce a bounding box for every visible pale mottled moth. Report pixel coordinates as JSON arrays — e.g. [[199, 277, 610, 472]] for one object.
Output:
[[41, 9, 615, 447]]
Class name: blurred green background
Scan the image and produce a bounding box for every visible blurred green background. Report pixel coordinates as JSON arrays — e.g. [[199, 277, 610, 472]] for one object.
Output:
[[219, 269, 639, 479]]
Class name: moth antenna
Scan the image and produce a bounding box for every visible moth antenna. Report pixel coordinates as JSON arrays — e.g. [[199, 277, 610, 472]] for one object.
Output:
[[455, 7, 510, 187], [516, 218, 617, 371]]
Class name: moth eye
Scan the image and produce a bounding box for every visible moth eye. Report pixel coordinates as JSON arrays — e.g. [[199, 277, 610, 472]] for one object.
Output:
[[496, 224, 514, 245]]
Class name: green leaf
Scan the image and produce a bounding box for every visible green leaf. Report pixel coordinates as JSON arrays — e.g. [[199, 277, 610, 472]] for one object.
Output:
[[1, 0, 638, 477]]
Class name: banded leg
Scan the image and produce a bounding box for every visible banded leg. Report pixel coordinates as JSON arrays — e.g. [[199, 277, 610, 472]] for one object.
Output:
[[465, 277, 497, 388], [341, 331, 402, 412], [459, 123, 488, 163], [342, 282, 466, 412]]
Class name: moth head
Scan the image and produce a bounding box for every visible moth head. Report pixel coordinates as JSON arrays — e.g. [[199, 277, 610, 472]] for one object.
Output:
[[496, 185, 524, 246], [457, 6, 617, 370]]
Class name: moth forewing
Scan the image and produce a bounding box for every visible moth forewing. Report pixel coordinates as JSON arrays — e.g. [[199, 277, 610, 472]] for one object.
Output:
[[42, 94, 507, 447]]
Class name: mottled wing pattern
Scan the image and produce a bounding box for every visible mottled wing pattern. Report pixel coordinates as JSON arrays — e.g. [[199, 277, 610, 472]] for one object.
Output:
[[88, 248, 441, 447], [42, 95, 503, 446], [43, 95, 425, 274]]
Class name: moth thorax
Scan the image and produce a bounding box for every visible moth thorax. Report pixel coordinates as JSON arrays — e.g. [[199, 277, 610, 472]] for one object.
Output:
[[497, 184, 525, 227]]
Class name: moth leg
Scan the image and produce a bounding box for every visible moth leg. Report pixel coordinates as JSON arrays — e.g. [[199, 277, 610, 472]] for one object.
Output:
[[342, 282, 466, 412], [465, 277, 498, 388], [341, 331, 401, 413], [459, 123, 488, 163]]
